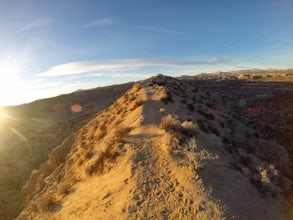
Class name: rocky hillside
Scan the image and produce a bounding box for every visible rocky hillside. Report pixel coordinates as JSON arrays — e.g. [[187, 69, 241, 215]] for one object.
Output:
[[15, 73, 293, 219], [0, 82, 133, 219]]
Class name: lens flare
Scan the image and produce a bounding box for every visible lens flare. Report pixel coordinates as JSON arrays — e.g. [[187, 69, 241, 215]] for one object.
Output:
[[9, 127, 27, 142], [71, 104, 82, 113]]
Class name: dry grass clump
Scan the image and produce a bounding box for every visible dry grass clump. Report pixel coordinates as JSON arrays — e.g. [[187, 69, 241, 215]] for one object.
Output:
[[221, 136, 230, 144], [86, 146, 119, 176], [38, 193, 59, 211], [161, 133, 180, 154], [58, 181, 73, 195], [160, 115, 198, 137], [158, 87, 173, 104], [197, 119, 210, 133], [187, 103, 195, 112], [95, 124, 106, 139], [132, 82, 141, 91], [160, 115, 181, 133], [84, 150, 95, 159], [181, 121, 199, 137], [207, 123, 221, 137], [114, 126, 131, 143], [131, 99, 145, 110], [159, 108, 165, 114], [197, 108, 215, 120]]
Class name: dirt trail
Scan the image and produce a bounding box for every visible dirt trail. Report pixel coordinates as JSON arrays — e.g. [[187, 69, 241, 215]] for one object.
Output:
[[124, 126, 224, 220]]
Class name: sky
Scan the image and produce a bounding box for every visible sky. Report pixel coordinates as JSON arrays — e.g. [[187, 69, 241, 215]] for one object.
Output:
[[0, 0, 292, 106]]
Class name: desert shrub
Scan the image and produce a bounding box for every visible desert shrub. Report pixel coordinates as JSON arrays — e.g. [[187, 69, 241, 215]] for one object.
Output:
[[84, 150, 95, 159], [253, 132, 260, 138], [132, 99, 144, 110], [161, 116, 199, 138], [206, 102, 213, 108], [245, 132, 251, 139], [96, 124, 106, 140], [187, 103, 195, 112], [133, 82, 141, 90], [192, 88, 198, 93], [128, 95, 136, 102], [197, 107, 215, 120], [58, 182, 72, 195], [160, 115, 181, 133], [250, 176, 265, 194], [77, 158, 84, 166], [159, 108, 165, 114], [197, 109, 206, 116], [86, 146, 119, 176], [222, 137, 230, 144], [227, 118, 234, 124], [220, 122, 225, 128], [115, 108, 123, 115], [206, 113, 215, 120], [208, 124, 221, 137], [114, 126, 131, 143], [197, 120, 210, 133], [181, 121, 198, 137], [161, 134, 178, 154], [239, 154, 252, 166], [160, 88, 173, 104], [38, 194, 58, 211]]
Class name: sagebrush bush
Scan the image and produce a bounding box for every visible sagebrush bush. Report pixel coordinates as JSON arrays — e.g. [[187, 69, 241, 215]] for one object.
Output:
[[132, 82, 141, 91], [84, 150, 95, 159], [95, 124, 106, 140], [58, 181, 72, 195], [132, 99, 144, 110], [160, 115, 181, 133], [197, 120, 210, 133], [208, 124, 221, 137], [38, 194, 58, 211], [197, 109, 215, 120], [181, 121, 199, 137], [160, 88, 173, 104], [86, 146, 119, 176], [161, 115, 198, 137], [186, 103, 195, 112], [114, 126, 131, 143], [222, 136, 230, 144]]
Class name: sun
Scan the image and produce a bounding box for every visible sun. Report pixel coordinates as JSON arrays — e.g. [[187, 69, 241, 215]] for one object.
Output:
[[0, 60, 22, 106]]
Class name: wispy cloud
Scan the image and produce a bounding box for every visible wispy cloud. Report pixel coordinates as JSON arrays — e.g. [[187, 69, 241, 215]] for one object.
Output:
[[138, 26, 188, 36], [37, 58, 232, 77], [17, 18, 52, 33], [29, 81, 63, 89], [91, 72, 154, 78], [84, 17, 118, 27]]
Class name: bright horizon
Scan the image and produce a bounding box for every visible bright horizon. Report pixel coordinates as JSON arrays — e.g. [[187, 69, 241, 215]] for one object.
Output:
[[0, 0, 293, 106]]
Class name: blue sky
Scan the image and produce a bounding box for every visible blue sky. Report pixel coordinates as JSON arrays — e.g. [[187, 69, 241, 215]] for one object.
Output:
[[0, 0, 292, 106]]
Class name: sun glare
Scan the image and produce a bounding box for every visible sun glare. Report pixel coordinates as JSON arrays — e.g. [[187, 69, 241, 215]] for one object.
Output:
[[0, 60, 22, 106]]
